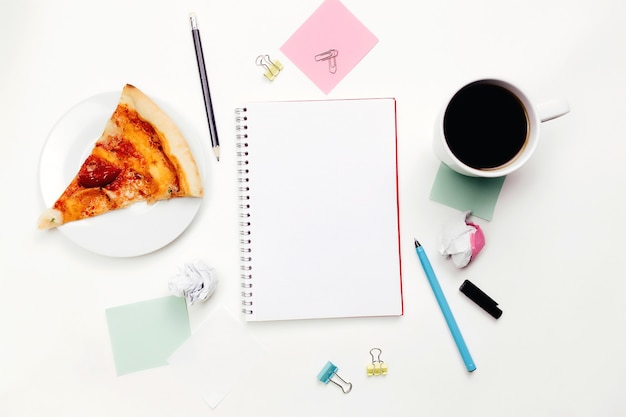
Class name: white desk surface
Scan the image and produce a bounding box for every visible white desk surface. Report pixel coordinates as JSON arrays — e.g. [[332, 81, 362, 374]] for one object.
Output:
[[2, 0, 626, 416]]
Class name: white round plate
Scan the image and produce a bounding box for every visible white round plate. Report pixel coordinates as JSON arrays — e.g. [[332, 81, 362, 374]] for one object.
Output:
[[39, 92, 206, 257]]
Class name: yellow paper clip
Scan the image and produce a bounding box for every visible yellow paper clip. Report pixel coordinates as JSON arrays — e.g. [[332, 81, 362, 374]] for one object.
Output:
[[366, 348, 388, 376], [256, 54, 283, 81]]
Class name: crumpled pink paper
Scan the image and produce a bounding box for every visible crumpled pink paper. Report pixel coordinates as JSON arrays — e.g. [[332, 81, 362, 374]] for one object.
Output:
[[438, 211, 485, 268]]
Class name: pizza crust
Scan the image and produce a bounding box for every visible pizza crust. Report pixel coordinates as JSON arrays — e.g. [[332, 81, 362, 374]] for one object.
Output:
[[38, 208, 63, 229], [120, 84, 204, 197]]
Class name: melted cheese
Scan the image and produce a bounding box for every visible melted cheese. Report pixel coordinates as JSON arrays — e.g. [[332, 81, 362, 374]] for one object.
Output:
[[52, 105, 182, 223]]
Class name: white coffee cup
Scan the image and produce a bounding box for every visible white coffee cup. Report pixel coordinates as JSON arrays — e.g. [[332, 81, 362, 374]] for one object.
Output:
[[433, 78, 570, 177]]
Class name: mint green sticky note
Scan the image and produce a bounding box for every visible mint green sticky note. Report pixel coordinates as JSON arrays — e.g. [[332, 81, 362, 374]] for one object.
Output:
[[105, 295, 190, 376], [429, 163, 506, 221]]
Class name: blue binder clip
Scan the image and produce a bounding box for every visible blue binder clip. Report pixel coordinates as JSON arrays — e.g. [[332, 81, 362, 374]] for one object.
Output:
[[317, 361, 352, 394]]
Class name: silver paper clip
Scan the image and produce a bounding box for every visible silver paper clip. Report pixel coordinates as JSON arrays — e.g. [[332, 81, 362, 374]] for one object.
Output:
[[314, 49, 339, 74], [366, 348, 388, 376], [256, 54, 283, 81], [317, 361, 352, 393]]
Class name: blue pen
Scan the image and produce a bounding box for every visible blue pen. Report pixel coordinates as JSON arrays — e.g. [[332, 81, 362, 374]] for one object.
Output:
[[414, 239, 476, 372]]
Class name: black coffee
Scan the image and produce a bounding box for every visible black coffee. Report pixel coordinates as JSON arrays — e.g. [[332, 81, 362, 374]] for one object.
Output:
[[443, 83, 529, 169]]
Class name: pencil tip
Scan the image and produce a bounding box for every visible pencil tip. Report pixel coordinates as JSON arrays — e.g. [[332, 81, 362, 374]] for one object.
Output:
[[414, 239, 420, 248]]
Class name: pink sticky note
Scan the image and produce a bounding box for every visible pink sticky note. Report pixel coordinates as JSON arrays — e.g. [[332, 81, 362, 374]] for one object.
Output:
[[280, 0, 379, 94]]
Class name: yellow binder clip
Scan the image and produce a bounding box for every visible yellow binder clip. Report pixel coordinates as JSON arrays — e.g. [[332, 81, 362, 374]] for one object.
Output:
[[256, 54, 283, 81], [366, 348, 387, 376]]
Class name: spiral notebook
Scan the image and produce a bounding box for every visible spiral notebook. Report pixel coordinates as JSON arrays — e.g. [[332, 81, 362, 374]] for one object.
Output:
[[235, 98, 403, 321]]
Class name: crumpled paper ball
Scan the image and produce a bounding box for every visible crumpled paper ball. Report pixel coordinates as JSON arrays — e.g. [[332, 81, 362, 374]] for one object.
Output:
[[438, 211, 485, 268], [168, 261, 218, 305]]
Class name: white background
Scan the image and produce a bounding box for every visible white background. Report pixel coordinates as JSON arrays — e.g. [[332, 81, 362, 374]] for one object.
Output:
[[1, 0, 625, 416]]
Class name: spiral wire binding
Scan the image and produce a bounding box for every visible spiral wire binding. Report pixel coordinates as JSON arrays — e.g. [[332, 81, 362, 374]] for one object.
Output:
[[235, 107, 253, 314]]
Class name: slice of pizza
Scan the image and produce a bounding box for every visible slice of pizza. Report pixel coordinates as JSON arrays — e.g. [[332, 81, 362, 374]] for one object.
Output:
[[38, 84, 204, 229]]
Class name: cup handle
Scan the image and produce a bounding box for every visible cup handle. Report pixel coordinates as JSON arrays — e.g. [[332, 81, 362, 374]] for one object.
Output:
[[537, 99, 570, 122]]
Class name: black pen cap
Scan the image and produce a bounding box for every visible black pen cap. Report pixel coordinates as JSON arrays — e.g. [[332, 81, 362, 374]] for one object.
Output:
[[459, 280, 503, 319]]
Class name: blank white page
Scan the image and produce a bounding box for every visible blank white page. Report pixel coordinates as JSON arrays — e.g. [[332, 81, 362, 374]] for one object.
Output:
[[236, 98, 403, 321]]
